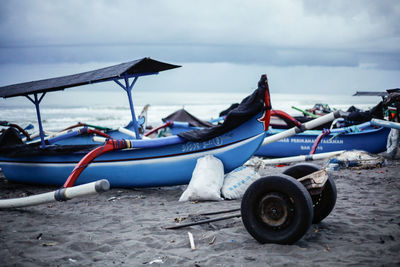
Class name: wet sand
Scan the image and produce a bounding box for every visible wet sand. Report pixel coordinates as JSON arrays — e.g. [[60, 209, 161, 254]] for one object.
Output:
[[0, 158, 399, 266]]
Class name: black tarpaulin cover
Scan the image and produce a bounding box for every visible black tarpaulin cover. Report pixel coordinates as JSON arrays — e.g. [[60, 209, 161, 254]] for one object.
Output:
[[178, 76, 270, 142], [0, 58, 181, 98]]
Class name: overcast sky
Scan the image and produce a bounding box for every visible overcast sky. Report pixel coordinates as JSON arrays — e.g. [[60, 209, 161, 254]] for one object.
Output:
[[0, 0, 399, 94]]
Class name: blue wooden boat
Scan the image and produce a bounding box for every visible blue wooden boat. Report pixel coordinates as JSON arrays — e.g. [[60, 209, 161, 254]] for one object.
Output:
[[255, 125, 390, 157], [152, 107, 390, 158], [0, 59, 272, 187]]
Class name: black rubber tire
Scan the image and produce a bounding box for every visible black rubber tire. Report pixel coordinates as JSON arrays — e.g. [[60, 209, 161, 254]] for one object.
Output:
[[283, 163, 337, 224], [311, 176, 337, 223], [241, 174, 313, 244]]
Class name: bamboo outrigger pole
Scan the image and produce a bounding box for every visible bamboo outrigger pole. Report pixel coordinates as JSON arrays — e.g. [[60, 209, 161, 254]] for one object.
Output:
[[371, 119, 400, 130], [261, 150, 345, 165], [262, 110, 343, 146]]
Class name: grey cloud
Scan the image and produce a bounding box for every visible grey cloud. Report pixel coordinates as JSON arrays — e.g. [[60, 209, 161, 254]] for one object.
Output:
[[0, 0, 399, 70], [302, 0, 400, 36], [1, 43, 398, 71]]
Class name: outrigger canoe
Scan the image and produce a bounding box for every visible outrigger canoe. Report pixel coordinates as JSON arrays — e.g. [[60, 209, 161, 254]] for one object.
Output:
[[0, 59, 272, 188]]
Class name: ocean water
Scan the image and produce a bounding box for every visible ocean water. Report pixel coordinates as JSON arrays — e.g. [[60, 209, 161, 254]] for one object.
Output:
[[0, 90, 380, 132]]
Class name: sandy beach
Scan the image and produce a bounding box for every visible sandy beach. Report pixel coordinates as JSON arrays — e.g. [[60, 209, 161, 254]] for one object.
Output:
[[0, 157, 399, 266]]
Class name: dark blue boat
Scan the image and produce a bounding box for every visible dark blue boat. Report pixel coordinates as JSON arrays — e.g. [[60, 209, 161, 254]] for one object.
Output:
[[256, 126, 389, 157]]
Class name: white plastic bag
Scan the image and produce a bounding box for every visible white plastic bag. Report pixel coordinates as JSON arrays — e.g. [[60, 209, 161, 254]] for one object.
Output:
[[221, 166, 260, 200], [179, 155, 224, 201]]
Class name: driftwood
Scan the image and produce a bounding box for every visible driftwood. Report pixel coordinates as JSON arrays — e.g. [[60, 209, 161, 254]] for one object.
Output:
[[189, 207, 240, 216], [166, 208, 241, 230]]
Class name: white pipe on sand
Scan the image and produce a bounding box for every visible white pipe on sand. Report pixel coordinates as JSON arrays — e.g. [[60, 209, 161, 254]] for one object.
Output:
[[0, 179, 110, 209]]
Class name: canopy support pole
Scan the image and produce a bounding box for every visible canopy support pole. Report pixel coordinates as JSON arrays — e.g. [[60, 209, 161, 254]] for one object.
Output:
[[114, 76, 140, 139], [26, 93, 46, 148]]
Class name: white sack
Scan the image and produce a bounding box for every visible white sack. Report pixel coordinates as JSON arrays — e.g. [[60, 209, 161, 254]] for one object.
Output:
[[179, 155, 224, 201], [221, 166, 260, 200]]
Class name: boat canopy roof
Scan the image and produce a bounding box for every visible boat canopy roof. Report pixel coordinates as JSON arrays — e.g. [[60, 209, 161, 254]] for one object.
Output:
[[0, 57, 181, 98], [352, 91, 388, 97], [353, 88, 400, 97]]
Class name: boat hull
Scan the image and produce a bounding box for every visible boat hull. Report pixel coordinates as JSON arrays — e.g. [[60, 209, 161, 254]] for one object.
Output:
[[256, 126, 390, 157], [0, 114, 266, 187]]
